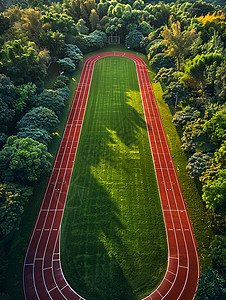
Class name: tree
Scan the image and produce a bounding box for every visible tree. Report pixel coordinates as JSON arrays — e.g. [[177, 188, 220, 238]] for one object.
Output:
[[0, 184, 23, 237], [154, 67, 176, 86], [186, 152, 214, 179], [214, 62, 226, 103], [64, 44, 83, 64], [89, 9, 99, 31], [17, 106, 59, 134], [173, 106, 201, 127], [162, 81, 189, 107], [76, 18, 89, 35], [57, 57, 76, 73], [203, 110, 226, 147], [0, 74, 16, 105], [210, 235, 226, 270], [13, 83, 37, 113], [0, 182, 32, 238], [20, 8, 43, 43], [138, 21, 152, 36], [0, 136, 52, 183], [39, 30, 65, 58], [0, 98, 15, 126], [36, 89, 65, 116], [147, 39, 165, 61], [181, 118, 212, 152], [161, 21, 198, 70], [125, 29, 143, 49], [149, 53, 175, 73], [53, 75, 70, 89], [182, 53, 224, 94], [202, 169, 226, 213], [17, 128, 51, 145], [195, 267, 226, 299]]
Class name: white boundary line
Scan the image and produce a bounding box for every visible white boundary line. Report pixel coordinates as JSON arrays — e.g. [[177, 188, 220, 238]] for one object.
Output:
[[23, 53, 199, 300]]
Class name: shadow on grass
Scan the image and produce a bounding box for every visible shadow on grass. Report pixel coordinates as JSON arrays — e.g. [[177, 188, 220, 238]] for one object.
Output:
[[61, 172, 138, 300], [60, 57, 166, 299]]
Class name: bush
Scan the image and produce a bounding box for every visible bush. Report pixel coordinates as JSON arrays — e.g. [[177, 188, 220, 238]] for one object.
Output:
[[186, 152, 214, 179], [149, 53, 175, 73], [173, 106, 201, 128], [195, 267, 226, 299]]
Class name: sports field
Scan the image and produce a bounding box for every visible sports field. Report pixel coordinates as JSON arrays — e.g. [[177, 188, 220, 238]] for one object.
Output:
[[60, 56, 167, 300]]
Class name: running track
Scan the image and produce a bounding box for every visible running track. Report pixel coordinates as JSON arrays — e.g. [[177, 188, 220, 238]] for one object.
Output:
[[23, 53, 199, 300]]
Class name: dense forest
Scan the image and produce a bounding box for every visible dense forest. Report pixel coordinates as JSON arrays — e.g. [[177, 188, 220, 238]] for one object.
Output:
[[0, 0, 225, 299]]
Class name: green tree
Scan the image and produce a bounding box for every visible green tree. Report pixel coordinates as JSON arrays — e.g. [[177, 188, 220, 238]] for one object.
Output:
[[36, 89, 65, 116], [0, 185, 23, 238], [202, 169, 226, 213], [0, 136, 52, 183], [18, 106, 59, 134], [149, 53, 175, 73], [195, 267, 226, 300], [161, 21, 198, 70], [125, 29, 143, 49], [203, 110, 226, 147], [181, 118, 212, 152], [173, 106, 201, 127], [210, 235, 226, 270], [76, 18, 89, 34], [89, 9, 99, 31], [186, 152, 214, 179]]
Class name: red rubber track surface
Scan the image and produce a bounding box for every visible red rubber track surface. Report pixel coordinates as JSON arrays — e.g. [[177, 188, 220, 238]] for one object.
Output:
[[23, 53, 199, 300]]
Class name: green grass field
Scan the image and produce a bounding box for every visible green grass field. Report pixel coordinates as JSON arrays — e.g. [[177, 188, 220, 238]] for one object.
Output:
[[60, 56, 167, 300]]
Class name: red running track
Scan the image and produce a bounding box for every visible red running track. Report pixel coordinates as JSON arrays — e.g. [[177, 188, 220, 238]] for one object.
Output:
[[23, 53, 199, 300]]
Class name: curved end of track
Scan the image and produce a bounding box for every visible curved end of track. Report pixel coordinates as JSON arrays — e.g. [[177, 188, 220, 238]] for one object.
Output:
[[23, 52, 199, 300]]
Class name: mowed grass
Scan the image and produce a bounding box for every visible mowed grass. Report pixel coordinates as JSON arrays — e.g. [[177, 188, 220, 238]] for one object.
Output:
[[60, 57, 167, 300]]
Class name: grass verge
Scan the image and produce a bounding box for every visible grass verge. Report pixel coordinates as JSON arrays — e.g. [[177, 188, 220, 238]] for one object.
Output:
[[60, 56, 167, 300], [147, 70, 214, 272]]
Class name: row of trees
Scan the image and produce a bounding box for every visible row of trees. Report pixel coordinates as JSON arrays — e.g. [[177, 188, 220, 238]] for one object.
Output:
[[141, 6, 225, 299]]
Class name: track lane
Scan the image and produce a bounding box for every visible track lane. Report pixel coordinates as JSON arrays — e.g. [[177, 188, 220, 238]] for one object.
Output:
[[23, 52, 199, 300]]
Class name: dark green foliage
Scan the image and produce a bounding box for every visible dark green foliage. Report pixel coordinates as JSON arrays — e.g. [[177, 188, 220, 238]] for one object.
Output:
[[163, 81, 189, 107], [0, 14, 10, 35], [57, 57, 76, 73], [154, 67, 176, 86], [18, 107, 59, 135], [64, 44, 83, 64], [0, 74, 16, 105], [203, 110, 226, 147], [181, 118, 212, 152], [186, 152, 214, 179], [13, 83, 37, 113], [56, 87, 70, 101], [214, 62, 226, 104], [53, 75, 70, 89], [173, 106, 201, 127], [149, 53, 175, 73], [0, 98, 15, 125], [202, 169, 226, 213], [0, 136, 52, 183], [17, 128, 51, 145], [0, 182, 32, 238], [39, 30, 65, 58], [36, 89, 65, 116], [210, 235, 226, 270], [0, 132, 7, 147], [138, 21, 153, 36], [188, 1, 215, 18], [125, 29, 144, 49], [147, 39, 165, 60], [195, 267, 226, 299]]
